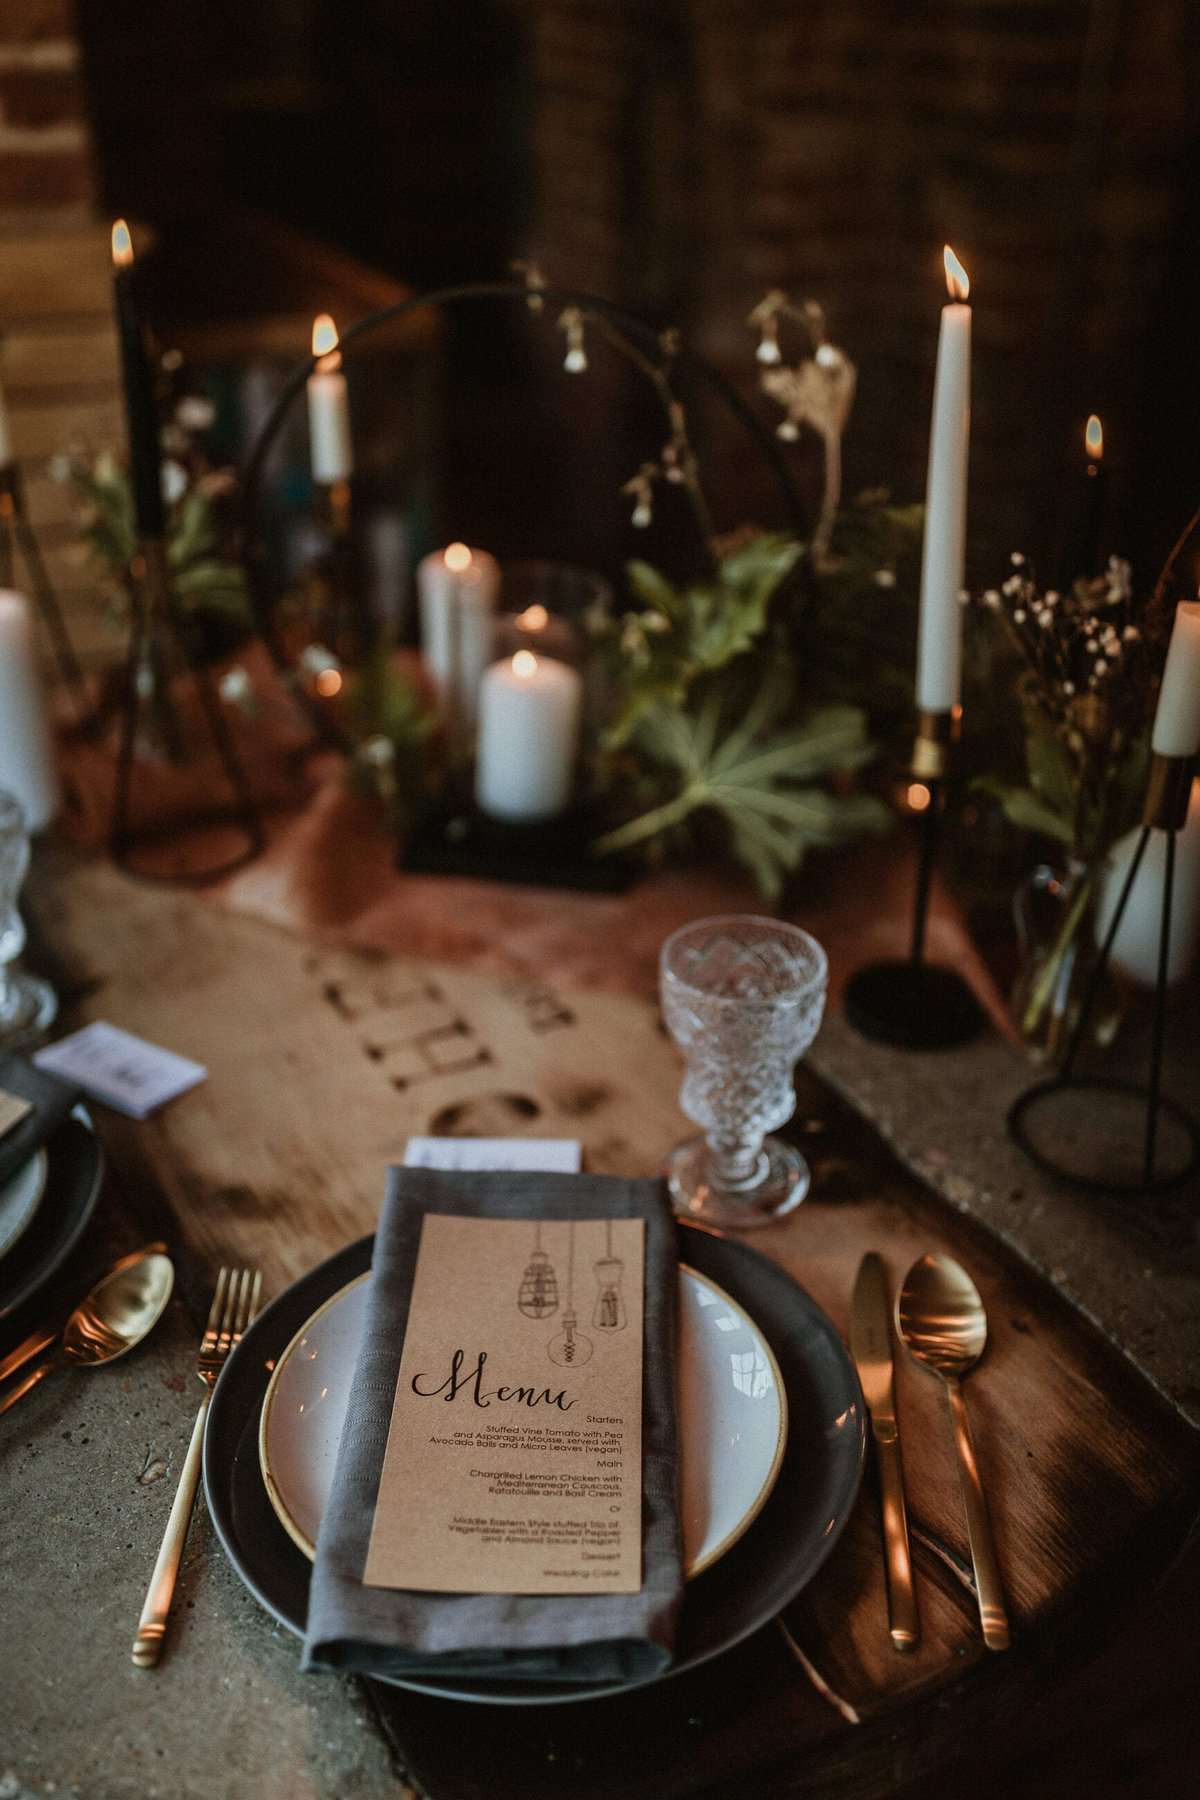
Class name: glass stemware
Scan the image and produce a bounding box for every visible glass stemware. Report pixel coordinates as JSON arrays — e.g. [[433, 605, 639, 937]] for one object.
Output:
[[659, 914, 828, 1229], [0, 790, 57, 1049]]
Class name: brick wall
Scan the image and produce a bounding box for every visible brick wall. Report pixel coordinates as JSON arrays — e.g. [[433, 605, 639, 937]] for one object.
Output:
[[0, 0, 94, 222], [516, 0, 1200, 581], [0, 0, 125, 669]]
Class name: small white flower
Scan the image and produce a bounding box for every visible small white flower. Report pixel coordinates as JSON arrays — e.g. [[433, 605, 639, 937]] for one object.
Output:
[[362, 735, 395, 767], [1013, 608, 1027, 624], [777, 419, 800, 441], [1094, 658, 1107, 675], [160, 460, 188, 506], [299, 643, 340, 675], [1123, 625, 1140, 641], [1039, 612, 1053, 629], [1063, 681, 1076, 696], [1044, 591, 1059, 606], [218, 666, 251, 705], [982, 589, 1001, 610], [175, 395, 216, 431], [814, 343, 842, 369], [641, 610, 670, 634], [1002, 575, 1022, 597], [632, 501, 652, 528], [874, 568, 897, 589], [756, 336, 782, 366], [563, 346, 587, 374], [1010, 551, 1026, 566]]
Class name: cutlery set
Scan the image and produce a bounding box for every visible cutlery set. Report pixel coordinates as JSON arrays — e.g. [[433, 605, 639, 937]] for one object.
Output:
[[0, 1238, 1006, 1670], [851, 1249, 1010, 1654]]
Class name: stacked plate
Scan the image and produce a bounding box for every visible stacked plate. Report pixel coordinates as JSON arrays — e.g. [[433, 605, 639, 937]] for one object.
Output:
[[0, 1107, 104, 1321], [204, 1223, 865, 1706]]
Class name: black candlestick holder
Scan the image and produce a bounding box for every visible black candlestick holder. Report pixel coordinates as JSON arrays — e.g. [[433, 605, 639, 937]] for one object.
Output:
[[844, 707, 986, 1049], [1008, 752, 1200, 1194], [0, 460, 91, 723], [110, 536, 265, 883]]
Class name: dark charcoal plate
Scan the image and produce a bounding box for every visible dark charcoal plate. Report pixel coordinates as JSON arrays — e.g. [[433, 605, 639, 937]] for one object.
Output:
[[204, 1221, 864, 1706], [0, 1112, 104, 1320]]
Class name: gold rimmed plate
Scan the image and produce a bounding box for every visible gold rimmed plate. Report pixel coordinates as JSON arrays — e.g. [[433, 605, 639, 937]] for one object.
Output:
[[258, 1264, 788, 1581], [205, 1225, 865, 1707]]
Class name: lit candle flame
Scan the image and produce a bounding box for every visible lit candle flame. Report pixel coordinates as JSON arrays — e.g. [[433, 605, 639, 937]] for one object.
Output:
[[1085, 414, 1103, 462], [111, 218, 134, 269], [311, 313, 341, 371], [513, 649, 539, 678], [516, 603, 549, 632], [943, 245, 969, 302], [445, 541, 472, 573], [906, 781, 932, 814]]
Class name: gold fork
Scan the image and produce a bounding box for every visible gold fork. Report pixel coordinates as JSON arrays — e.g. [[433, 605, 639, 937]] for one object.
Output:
[[132, 1266, 262, 1669]]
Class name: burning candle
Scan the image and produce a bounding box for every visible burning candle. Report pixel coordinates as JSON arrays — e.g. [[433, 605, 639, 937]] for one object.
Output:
[[1151, 598, 1200, 758], [475, 649, 582, 822], [0, 590, 58, 830], [494, 600, 577, 665], [110, 219, 165, 541], [306, 314, 353, 485], [417, 542, 500, 728], [1058, 414, 1108, 589], [915, 245, 971, 713]]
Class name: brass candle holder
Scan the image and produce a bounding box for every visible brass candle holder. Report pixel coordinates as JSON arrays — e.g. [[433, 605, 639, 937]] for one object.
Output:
[[1008, 750, 1200, 1194], [844, 705, 985, 1050]]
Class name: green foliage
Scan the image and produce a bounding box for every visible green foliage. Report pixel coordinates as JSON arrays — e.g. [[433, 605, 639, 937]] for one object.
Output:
[[594, 678, 888, 898], [62, 454, 250, 630], [599, 534, 803, 747], [343, 652, 441, 832]]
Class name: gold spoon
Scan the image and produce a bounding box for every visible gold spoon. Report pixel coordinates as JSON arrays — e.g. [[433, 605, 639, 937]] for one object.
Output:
[[895, 1253, 1010, 1650], [0, 1249, 174, 1414]]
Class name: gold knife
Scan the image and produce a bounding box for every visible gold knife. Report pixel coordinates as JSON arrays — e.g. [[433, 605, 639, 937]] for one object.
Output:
[[851, 1251, 919, 1652]]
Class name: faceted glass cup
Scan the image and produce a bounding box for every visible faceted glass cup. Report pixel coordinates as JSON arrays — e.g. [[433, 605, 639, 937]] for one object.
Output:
[[659, 915, 828, 1229], [0, 790, 56, 1048]]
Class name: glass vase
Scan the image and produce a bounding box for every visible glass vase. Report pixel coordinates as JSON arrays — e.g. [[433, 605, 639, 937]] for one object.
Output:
[[1011, 859, 1122, 1067]]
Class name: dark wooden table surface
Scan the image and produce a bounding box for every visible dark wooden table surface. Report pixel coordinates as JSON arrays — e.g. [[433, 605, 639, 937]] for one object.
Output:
[[3, 844, 1195, 1800]]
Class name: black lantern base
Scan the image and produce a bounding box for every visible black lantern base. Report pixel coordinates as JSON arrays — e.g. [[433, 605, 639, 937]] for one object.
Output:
[[1008, 1076, 1200, 1196], [400, 799, 637, 893], [844, 960, 986, 1050]]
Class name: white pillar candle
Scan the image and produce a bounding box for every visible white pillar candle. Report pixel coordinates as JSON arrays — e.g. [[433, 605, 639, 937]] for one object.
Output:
[[417, 542, 500, 727], [306, 314, 353, 485], [1097, 780, 1200, 987], [1151, 599, 1200, 757], [916, 246, 972, 712], [0, 590, 58, 830], [475, 649, 582, 823]]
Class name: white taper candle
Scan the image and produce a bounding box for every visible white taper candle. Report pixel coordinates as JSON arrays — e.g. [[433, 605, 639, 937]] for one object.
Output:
[[916, 246, 972, 713], [1151, 599, 1200, 758], [306, 314, 353, 485]]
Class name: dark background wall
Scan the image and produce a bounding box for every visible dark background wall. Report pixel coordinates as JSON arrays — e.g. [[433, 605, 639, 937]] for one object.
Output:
[[73, 0, 1200, 590]]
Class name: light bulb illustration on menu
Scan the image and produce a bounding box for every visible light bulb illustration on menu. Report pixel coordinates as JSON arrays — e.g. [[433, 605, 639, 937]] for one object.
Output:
[[516, 1221, 559, 1319], [592, 1220, 627, 1332], [547, 1219, 593, 1366]]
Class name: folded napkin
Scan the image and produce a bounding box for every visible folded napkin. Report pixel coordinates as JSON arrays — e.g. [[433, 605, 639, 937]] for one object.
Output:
[[0, 1054, 80, 1189], [303, 1167, 682, 1684]]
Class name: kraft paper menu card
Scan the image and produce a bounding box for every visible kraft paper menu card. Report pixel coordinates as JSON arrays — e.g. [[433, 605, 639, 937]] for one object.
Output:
[[364, 1214, 645, 1595], [303, 1168, 681, 1683]]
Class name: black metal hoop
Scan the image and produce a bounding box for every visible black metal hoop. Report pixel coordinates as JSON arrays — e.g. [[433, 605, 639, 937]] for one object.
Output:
[[1008, 1076, 1200, 1196], [236, 280, 810, 741]]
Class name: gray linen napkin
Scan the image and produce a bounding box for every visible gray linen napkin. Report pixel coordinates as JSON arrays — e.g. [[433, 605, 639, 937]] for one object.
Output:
[[303, 1168, 682, 1683]]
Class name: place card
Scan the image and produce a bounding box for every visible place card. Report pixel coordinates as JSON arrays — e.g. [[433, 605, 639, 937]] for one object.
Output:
[[34, 1022, 207, 1119], [0, 1089, 33, 1140], [364, 1213, 644, 1595], [403, 1137, 582, 1172]]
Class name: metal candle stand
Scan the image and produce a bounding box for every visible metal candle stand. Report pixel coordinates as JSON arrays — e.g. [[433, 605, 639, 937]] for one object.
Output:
[[110, 537, 265, 883], [0, 460, 91, 723], [844, 707, 986, 1049], [1007, 751, 1200, 1194]]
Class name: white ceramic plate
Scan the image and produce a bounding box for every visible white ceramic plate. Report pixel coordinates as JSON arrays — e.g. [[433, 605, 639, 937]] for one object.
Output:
[[0, 1150, 48, 1264], [260, 1264, 787, 1581]]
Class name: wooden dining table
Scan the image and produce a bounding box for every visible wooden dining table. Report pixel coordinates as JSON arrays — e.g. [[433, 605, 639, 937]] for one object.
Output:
[[4, 807, 1199, 1800]]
